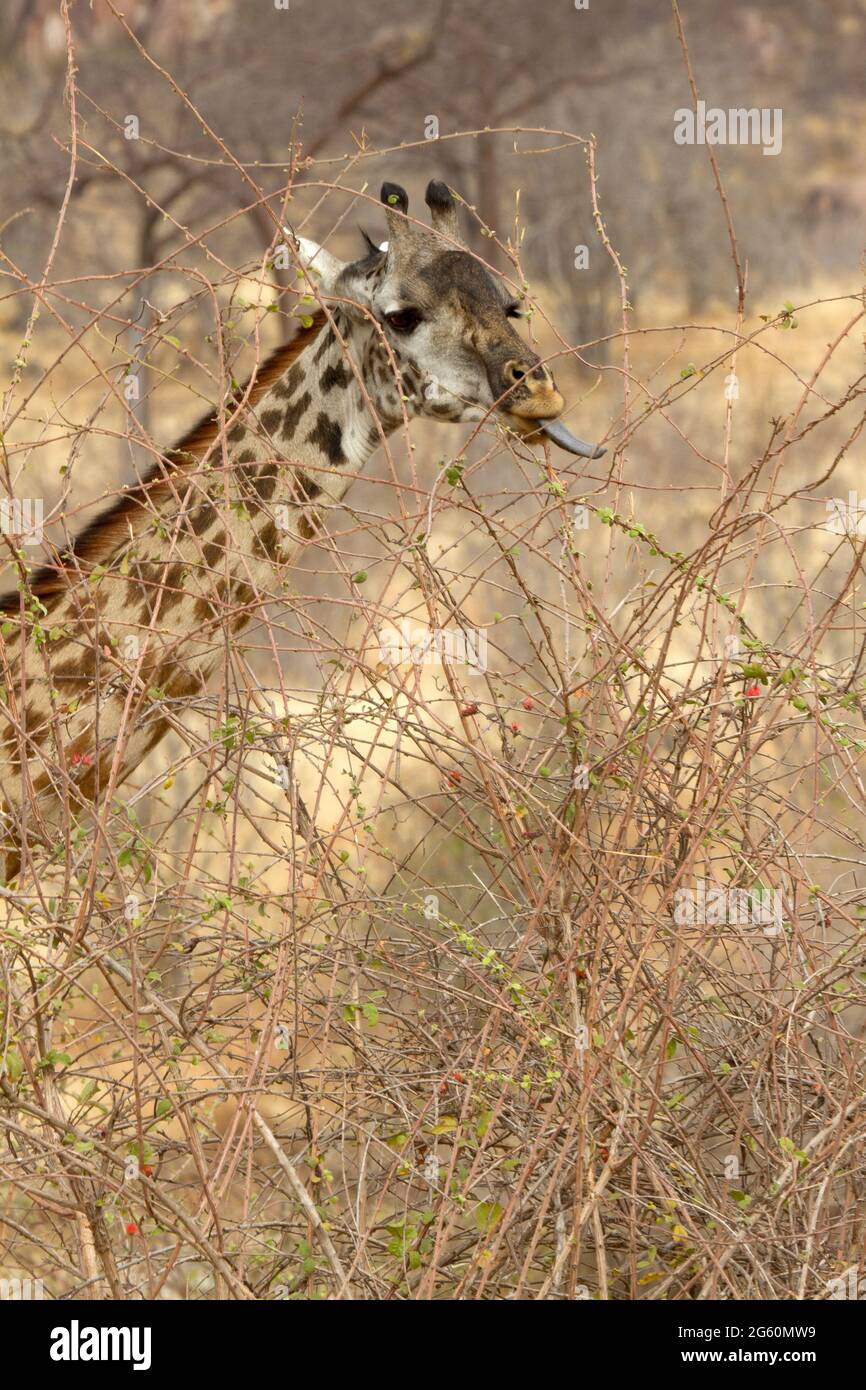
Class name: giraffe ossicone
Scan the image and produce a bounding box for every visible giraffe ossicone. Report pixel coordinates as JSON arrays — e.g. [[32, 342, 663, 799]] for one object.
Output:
[[0, 176, 604, 881]]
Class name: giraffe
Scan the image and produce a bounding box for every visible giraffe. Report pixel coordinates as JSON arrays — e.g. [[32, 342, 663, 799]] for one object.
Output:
[[0, 178, 604, 882]]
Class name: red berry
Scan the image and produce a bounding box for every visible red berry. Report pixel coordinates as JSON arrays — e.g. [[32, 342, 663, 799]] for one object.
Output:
[[126, 1222, 138, 1235], [522, 697, 534, 711], [746, 684, 760, 698], [510, 722, 520, 734], [460, 703, 479, 717]]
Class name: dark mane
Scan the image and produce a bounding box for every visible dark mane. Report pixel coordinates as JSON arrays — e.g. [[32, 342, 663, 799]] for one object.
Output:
[[0, 311, 327, 614]]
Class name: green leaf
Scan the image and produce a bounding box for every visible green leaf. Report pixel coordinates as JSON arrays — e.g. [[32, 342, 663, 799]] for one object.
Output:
[[430, 1116, 457, 1135], [5, 1048, 23, 1082], [741, 662, 768, 682], [38, 1050, 72, 1069], [474, 1200, 503, 1233]]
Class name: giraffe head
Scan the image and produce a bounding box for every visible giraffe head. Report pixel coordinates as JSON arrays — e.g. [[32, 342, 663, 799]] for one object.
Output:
[[290, 180, 604, 459]]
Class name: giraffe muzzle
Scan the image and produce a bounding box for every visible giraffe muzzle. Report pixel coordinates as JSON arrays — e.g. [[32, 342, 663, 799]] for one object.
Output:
[[501, 361, 563, 420], [499, 360, 605, 457]]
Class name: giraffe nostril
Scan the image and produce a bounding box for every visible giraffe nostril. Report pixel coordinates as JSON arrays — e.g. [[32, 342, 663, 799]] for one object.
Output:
[[531, 366, 548, 383], [508, 362, 527, 382]]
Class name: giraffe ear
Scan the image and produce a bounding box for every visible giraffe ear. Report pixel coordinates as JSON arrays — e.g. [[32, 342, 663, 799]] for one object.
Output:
[[359, 228, 381, 256], [283, 228, 347, 294], [283, 226, 379, 322]]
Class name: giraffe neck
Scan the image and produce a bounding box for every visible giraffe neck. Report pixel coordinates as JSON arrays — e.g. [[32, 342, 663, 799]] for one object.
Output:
[[0, 310, 407, 861], [174, 307, 404, 614], [226, 307, 402, 511]]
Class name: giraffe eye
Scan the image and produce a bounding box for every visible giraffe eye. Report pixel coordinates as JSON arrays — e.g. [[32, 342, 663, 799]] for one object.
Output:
[[505, 302, 523, 319], [384, 308, 422, 334]]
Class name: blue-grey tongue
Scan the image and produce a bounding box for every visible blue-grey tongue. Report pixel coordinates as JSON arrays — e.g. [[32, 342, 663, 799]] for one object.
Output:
[[539, 418, 606, 459]]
